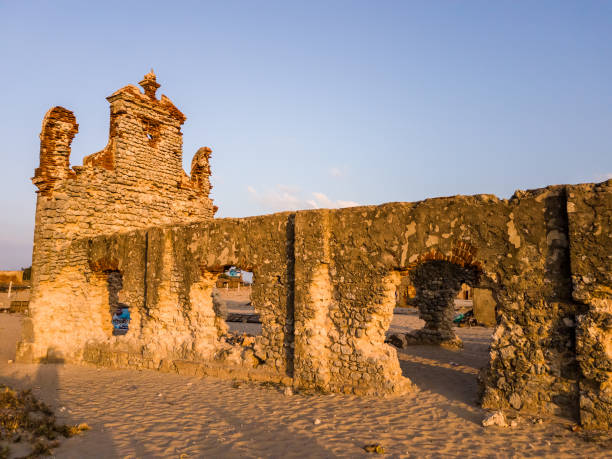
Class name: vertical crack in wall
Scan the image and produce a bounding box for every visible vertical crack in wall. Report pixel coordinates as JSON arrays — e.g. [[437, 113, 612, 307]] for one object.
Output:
[[143, 231, 149, 318], [543, 187, 583, 417], [544, 187, 573, 301], [284, 213, 296, 377]]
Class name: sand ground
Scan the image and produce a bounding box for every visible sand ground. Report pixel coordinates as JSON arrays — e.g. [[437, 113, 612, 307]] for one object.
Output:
[[0, 308, 607, 458]]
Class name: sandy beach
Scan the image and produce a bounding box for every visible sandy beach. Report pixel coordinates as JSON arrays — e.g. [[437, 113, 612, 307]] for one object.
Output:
[[1, 309, 607, 459]]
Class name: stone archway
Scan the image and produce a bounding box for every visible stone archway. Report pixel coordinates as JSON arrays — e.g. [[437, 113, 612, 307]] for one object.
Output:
[[389, 242, 483, 349], [405, 260, 480, 348]]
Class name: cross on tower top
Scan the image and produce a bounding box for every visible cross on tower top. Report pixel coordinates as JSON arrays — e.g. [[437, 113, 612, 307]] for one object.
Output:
[[139, 69, 160, 99]]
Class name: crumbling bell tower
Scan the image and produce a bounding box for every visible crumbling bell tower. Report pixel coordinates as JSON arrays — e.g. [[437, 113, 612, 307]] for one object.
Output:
[[82, 70, 192, 185], [28, 71, 216, 288]]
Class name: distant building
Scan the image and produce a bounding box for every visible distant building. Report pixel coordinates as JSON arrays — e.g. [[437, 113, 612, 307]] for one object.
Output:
[[215, 268, 251, 289], [0, 268, 31, 313]]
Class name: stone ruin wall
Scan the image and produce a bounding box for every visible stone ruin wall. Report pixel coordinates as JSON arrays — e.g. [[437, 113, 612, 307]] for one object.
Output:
[[17, 183, 612, 429], [16, 74, 611, 430], [30, 71, 215, 298]]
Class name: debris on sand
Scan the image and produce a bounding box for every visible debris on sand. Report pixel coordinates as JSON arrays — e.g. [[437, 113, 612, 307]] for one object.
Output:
[[363, 443, 385, 454], [0, 384, 89, 458], [482, 411, 507, 427]]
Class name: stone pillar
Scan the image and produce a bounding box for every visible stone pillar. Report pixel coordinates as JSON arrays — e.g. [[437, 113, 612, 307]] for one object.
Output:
[[404, 260, 479, 349], [576, 299, 612, 430], [293, 210, 412, 395], [293, 210, 334, 390]]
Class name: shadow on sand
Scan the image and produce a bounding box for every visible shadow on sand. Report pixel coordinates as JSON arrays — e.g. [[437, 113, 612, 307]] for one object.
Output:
[[395, 334, 492, 426], [0, 314, 119, 458]]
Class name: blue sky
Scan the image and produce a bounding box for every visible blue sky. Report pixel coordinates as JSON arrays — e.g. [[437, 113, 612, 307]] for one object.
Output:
[[1, 1, 611, 269]]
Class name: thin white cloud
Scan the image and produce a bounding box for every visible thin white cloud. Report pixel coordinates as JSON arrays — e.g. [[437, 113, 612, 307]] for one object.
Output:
[[247, 185, 359, 213], [312, 192, 334, 208], [308, 192, 359, 209]]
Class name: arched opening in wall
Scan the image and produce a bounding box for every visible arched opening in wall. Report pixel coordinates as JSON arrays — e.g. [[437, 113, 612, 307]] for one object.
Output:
[[386, 252, 498, 406], [403, 260, 481, 349], [106, 270, 131, 336], [212, 267, 261, 338]]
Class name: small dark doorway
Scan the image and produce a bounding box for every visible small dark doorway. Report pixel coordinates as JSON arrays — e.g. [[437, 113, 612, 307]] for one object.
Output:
[[106, 270, 131, 336]]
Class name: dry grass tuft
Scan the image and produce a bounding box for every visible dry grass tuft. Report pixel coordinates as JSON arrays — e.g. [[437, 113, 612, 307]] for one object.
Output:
[[0, 384, 90, 458]]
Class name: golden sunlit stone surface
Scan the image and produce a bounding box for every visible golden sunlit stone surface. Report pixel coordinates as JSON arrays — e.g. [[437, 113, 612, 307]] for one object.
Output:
[[16, 73, 611, 430]]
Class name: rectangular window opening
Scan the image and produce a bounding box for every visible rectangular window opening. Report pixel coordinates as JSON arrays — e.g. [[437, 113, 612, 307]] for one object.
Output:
[[212, 267, 261, 339]]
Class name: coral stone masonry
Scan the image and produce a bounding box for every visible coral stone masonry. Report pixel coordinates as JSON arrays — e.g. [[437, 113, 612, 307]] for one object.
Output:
[[17, 73, 612, 431], [30, 71, 215, 285]]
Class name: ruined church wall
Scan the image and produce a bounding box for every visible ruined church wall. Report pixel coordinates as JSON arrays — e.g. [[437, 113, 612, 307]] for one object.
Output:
[[30, 74, 215, 305], [22, 74, 611, 428], [18, 172, 611, 427], [32, 169, 213, 282], [19, 213, 296, 383], [290, 190, 584, 415], [180, 214, 295, 376], [479, 186, 581, 418], [301, 197, 513, 397]]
